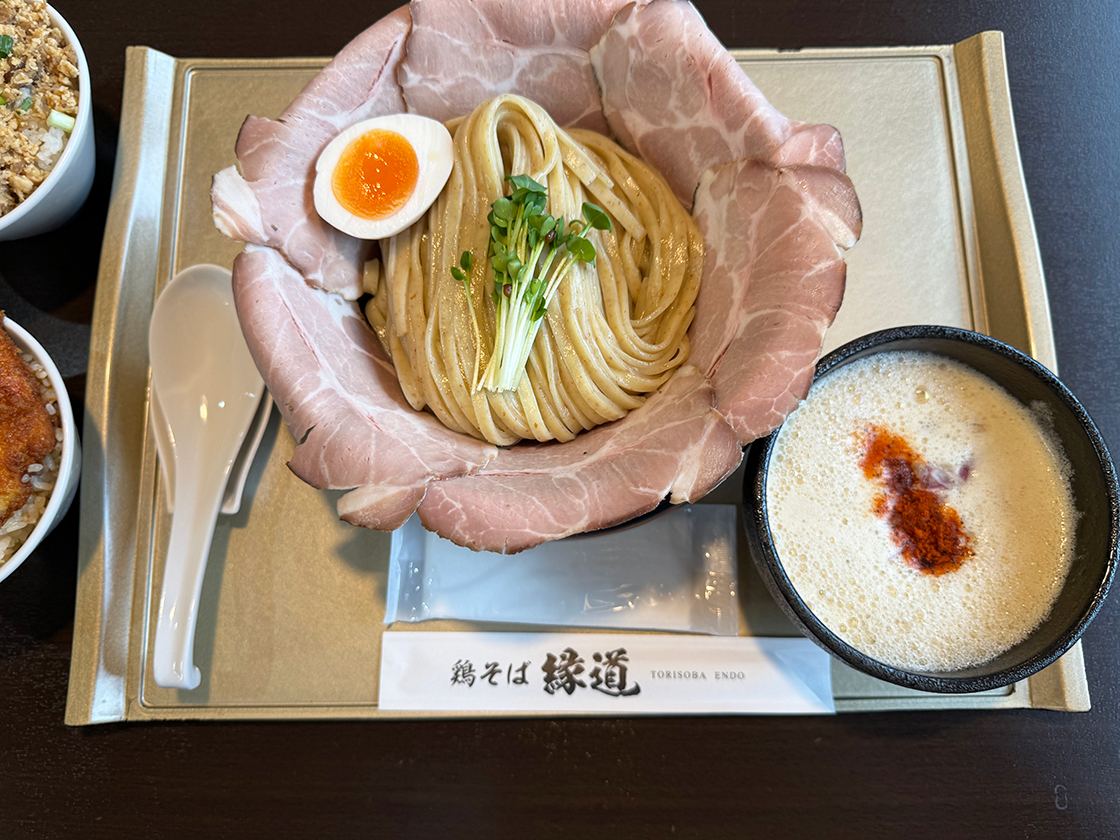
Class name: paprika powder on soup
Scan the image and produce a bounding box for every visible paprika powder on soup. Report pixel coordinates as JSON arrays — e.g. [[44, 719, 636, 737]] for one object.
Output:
[[860, 425, 972, 576]]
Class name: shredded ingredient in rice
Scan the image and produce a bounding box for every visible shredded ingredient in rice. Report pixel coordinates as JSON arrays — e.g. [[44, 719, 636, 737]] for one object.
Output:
[[0, 311, 61, 566], [0, 0, 79, 217]]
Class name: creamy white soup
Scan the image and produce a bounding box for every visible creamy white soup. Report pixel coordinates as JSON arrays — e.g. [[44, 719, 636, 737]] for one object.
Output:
[[766, 351, 1076, 672]]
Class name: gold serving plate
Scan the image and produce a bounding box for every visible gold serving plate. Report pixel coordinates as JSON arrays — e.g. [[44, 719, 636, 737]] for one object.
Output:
[[67, 33, 1088, 723]]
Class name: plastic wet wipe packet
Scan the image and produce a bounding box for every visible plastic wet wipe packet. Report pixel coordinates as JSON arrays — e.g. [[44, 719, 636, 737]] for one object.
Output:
[[385, 505, 740, 635]]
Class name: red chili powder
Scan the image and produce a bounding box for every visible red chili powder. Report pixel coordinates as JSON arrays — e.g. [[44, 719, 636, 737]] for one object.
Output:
[[860, 426, 972, 576]]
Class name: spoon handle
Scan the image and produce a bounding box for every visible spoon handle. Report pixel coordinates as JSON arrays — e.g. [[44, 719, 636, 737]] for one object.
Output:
[[152, 455, 233, 690]]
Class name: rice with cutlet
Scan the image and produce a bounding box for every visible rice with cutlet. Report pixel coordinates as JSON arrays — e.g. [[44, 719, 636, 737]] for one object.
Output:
[[0, 313, 62, 567]]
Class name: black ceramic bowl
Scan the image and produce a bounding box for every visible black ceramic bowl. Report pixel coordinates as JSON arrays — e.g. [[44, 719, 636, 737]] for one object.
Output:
[[742, 325, 1119, 693]]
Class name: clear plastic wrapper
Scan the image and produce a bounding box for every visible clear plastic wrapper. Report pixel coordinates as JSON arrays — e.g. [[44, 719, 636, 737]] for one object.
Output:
[[385, 505, 740, 635]]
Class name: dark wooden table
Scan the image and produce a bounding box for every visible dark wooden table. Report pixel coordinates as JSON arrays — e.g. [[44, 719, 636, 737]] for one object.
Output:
[[2, 1, 1118, 837]]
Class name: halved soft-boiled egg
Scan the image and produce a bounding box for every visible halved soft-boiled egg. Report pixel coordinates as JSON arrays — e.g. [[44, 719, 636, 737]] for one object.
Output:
[[313, 114, 453, 239]]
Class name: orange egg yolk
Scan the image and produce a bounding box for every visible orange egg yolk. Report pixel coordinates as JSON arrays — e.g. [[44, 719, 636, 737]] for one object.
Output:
[[331, 129, 419, 220]]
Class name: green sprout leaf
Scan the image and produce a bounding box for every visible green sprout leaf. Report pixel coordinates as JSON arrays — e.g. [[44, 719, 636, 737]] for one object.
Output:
[[568, 237, 596, 263], [492, 196, 514, 223], [582, 202, 612, 232], [506, 173, 547, 194]]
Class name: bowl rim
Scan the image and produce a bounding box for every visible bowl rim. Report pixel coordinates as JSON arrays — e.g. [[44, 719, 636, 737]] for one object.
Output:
[[0, 3, 92, 234], [0, 316, 79, 583], [745, 324, 1119, 693]]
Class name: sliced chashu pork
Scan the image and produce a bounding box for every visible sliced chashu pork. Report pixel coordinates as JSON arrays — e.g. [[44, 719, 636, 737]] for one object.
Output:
[[780, 121, 847, 171], [212, 6, 411, 299], [399, 0, 645, 132], [690, 161, 862, 443], [590, 0, 846, 207], [417, 366, 743, 552], [232, 244, 496, 530]]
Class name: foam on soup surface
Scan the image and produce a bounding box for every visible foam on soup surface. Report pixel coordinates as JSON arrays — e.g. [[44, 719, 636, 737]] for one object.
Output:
[[766, 351, 1076, 673]]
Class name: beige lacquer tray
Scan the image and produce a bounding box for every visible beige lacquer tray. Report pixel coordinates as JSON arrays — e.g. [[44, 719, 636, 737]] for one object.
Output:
[[66, 32, 1089, 723]]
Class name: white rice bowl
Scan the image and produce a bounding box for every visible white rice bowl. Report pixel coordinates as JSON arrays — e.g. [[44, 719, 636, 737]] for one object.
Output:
[[0, 317, 80, 582]]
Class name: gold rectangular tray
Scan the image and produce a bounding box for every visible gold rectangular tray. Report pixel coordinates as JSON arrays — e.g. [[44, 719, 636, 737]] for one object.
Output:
[[66, 32, 1088, 723]]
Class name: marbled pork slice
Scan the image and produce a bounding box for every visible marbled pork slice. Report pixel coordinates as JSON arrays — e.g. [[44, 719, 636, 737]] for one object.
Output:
[[231, 244, 496, 530], [399, 0, 642, 130], [416, 366, 743, 553], [272, 5, 410, 138], [211, 6, 411, 299], [779, 121, 847, 172], [211, 158, 369, 302], [691, 160, 862, 443], [590, 0, 847, 207]]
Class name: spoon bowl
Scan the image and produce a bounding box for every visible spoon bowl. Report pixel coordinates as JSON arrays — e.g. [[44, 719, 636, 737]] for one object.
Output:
[[149, 264, 265, 690]]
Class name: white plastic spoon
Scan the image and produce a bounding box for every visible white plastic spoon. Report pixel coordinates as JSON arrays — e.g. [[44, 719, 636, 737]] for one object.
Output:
[[149, 264, 265, 690], [151, 375, 272, 515]]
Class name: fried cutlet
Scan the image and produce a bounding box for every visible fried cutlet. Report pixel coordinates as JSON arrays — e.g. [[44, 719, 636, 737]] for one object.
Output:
[[0, 313, 57, 526]]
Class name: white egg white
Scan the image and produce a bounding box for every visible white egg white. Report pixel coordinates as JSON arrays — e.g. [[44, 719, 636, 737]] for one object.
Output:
[[313, 113, 453, 240]]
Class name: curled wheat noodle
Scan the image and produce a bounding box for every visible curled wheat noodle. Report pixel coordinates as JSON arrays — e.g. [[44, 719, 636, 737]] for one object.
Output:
[[377, 94, 703, 445]]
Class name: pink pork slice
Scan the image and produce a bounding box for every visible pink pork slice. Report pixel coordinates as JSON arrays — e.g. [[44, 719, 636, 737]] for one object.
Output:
[[398, 0, 643, 130], [211, 6, 411, 299], [780, 120, 847, 172], [590, 0, 846, 207], [690, 160, 862, 444], [417, 365, 744, 553], [231, 244, 497, 530]]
